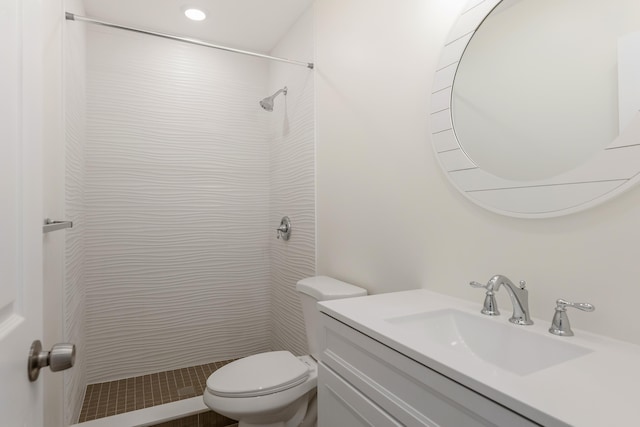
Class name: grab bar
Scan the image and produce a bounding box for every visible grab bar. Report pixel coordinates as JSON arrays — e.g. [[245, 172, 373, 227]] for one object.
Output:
[[43, 218, 73, 233]]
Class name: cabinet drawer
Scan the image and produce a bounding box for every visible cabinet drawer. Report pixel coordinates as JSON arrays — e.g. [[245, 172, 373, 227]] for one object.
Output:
[[318, 363, 403, 427], [320, 314, 539, 427]]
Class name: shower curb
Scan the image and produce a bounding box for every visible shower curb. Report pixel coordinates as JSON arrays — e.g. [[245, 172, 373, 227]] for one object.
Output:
[[70, 395, 208, 427]]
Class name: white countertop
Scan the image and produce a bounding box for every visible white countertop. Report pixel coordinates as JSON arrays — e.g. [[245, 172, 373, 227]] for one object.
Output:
[[318, 289, 640, 427]]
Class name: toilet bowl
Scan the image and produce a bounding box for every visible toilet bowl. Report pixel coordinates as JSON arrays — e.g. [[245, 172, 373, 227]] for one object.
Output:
[[202, 276, 367, 427], [204, 352, 317, 427]]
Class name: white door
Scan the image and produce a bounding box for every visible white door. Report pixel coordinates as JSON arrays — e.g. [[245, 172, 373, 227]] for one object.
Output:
[[0, 0, 45, 425]]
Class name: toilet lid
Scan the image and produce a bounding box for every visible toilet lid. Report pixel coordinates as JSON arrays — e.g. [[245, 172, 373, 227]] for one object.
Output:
[[206, 351, 310, 398]]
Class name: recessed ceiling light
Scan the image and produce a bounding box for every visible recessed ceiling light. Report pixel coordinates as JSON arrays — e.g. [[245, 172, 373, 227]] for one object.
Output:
[[184, 8, 206, 21]]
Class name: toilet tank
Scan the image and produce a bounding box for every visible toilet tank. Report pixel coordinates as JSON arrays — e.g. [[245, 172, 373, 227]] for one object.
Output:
[[296, 276, 367, 360]]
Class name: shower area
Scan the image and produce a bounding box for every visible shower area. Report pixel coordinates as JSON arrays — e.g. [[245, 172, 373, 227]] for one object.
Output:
[[63, 0, 316, 425]]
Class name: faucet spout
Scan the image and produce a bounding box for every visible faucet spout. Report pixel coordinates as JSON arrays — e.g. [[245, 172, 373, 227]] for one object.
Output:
[[489, 275, 534, 325]]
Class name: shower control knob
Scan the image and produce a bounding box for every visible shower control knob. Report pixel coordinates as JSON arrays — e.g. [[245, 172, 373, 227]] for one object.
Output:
[[276, 216, 292, 240], [28, 340, 76, 381]]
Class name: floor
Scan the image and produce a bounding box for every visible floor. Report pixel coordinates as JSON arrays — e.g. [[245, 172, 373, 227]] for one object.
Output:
[[150, 413, 237, 427], [78, 360, 236, 426]]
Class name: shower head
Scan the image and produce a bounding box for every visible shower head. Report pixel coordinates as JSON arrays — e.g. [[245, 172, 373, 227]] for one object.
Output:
[[259, 87, 288, 112]]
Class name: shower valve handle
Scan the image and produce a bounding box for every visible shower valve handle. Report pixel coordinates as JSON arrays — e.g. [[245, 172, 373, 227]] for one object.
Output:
[[276, 216, 291, 240]]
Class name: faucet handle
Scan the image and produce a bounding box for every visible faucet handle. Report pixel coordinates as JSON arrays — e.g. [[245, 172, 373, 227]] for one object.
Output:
[[555, 299, 595, 312], [470, 281, 487, 289], [518, 280, 526, 289], [469, 281, 500, 316], [549, 298, 595, 337]]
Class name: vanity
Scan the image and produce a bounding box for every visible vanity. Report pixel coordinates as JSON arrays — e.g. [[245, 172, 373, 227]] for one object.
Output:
[[316, 290, 640, 426]]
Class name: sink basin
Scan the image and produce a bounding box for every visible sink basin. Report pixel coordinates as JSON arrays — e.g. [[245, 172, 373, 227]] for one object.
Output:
[[385, 309, 592, 376]]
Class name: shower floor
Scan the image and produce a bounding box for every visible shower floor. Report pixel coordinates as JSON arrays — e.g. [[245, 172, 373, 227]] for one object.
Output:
[[78, 360, 236, 426]]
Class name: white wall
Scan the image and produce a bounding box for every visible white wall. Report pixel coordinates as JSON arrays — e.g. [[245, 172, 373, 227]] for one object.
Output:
[[268, 7, 316, 356], [83, 26, 273, 382], [315, 0, 640, 345]]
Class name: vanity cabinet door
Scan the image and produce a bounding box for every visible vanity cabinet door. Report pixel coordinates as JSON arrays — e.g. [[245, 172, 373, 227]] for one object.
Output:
[[319, 314, 539, 427], [318, 363, 403, 427]]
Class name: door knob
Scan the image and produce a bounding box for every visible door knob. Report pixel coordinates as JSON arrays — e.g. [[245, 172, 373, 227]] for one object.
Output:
[[28, 340, 76, 381]]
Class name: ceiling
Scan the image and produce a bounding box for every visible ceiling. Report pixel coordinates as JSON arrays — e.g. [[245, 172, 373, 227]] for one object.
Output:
[[82, 0, 314, 52]]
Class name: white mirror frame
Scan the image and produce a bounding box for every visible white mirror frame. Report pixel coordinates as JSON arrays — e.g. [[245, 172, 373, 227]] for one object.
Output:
[[431, 0, 640, 218]]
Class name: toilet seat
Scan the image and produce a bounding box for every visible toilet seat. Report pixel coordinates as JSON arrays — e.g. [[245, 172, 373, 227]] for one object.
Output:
[[207, 351, 310, 398]]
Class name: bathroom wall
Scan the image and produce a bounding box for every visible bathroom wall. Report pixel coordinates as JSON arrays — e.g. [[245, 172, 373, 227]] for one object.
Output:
[[64, 0, 87, 422], [315, 0, 640, 345], [268, 7, 316, 356], [83, 25, 273, 382]]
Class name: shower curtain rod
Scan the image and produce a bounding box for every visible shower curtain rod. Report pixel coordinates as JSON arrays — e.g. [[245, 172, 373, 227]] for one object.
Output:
[[65, 12, 315, 69]]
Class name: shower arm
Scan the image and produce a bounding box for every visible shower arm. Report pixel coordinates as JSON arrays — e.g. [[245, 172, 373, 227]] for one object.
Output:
[[270, 88, 287, 99]]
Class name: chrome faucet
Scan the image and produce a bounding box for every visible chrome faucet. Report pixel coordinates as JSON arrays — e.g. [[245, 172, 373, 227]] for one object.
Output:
[[470, 275, 533, 325]]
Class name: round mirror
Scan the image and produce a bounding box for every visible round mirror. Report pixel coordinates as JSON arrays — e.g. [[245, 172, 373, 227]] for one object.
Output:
[[431, 0, 640, 217]]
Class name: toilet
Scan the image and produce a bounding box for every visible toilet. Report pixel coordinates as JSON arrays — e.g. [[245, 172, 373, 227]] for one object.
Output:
[[203, 276, 367, 427]]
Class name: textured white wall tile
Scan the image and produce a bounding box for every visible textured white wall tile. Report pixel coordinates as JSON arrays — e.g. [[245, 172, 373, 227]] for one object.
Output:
[[64, 5, 87, 422], [268, 7, 316, 356], [84, 27, 274, 382]]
